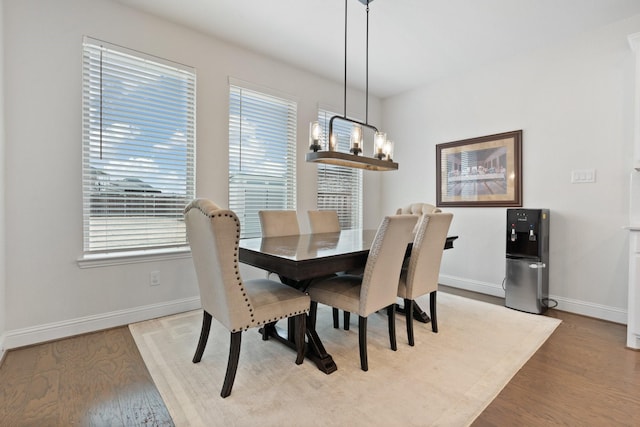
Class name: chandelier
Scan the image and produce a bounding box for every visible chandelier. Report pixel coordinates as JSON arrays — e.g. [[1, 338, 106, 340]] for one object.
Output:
[[306, 0, 398, 171]]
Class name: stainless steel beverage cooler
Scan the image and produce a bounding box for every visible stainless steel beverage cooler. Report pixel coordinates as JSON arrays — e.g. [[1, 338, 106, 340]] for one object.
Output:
[[505, 209, 550, 314]]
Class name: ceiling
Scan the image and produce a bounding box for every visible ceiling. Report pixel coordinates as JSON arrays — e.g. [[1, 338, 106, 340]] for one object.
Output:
[[114, 0, 640, 98]]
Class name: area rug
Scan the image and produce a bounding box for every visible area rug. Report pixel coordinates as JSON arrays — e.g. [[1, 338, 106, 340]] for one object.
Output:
[[129, 292, 561, 427]]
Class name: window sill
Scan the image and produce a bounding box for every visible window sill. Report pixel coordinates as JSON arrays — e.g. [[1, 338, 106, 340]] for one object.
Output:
[[77, 247, 191, 269]]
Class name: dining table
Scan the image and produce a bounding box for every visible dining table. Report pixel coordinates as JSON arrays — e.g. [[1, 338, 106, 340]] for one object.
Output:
[[239, 229, 458, 374]]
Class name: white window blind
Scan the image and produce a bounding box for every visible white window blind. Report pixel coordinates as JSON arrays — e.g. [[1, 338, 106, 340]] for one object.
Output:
[[229, 85, 297, 238], [316, 109, 363, 229], [81, 37, 196, 254]]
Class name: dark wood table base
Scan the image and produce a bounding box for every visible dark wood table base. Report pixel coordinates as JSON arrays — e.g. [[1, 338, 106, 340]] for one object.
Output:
[[259, 317, 338, 374], [241, 232, 458, 374], [395, 302, 431, 323]]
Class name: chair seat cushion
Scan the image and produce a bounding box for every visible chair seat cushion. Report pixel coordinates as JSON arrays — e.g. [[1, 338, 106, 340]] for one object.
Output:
[[244, 279, 310, 326], [307, 274, 362, 314]]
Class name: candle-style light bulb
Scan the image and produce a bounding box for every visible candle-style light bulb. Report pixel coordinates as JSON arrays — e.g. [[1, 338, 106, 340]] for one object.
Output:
[[383, 140, 394, 161], [350, 125, 362, 155], [309, 121, 322, 152], [374, 131, 386, 160]]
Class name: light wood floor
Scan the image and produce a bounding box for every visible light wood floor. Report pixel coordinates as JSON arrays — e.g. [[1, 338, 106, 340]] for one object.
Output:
[[1, 288, 638, 426], [0, 326, 173, 426], [442, 287, 640, 426]]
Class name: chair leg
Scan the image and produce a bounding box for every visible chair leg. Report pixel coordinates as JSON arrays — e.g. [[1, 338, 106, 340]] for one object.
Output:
[[309, 301, 318, 330], [358, 316, 368, 371], [387, 305, 397, 351], [221, 331, 242, 398], [430, 291, 438, 333], [344, 311, 350, 330], [295, 313, 306, 365], [192, 311, 212, 363], [404, 298, 415, 346], [332, 308, 339, 328]]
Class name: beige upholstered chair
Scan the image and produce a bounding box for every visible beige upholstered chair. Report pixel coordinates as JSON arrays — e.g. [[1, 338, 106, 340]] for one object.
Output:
[[398, 212, 453, 346], [308, 209, 344, 328], [258, 210, 300, 237], [397, 202, 441, 234], [307, 215, 417, 371], [258, 209, 301, 279], [338, 202, 443, 331], [395, 202, 442, 215], [307, 210, 340, 234], [185, 199, 310, 398]]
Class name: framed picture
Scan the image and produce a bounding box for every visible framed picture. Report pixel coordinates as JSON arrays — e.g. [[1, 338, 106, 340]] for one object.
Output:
[[436, 130, 522, 207]]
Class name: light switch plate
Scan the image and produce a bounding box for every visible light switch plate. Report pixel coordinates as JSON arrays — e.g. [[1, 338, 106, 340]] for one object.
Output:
[[571, 169, 596, 183]]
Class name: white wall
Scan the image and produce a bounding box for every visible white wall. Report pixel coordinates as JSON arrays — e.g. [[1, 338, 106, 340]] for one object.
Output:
[[6, 0, 636, 350], [382, 14, 640, 322], [2, 0, 383, 348], [0, 0, 7, 358]]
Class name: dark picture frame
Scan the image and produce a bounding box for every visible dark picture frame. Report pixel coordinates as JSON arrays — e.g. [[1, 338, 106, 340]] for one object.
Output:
[[436, 130, 522, 207]]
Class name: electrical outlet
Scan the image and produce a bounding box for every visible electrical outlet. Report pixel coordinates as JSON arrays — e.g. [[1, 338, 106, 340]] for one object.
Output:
[[150, 270, 161, 286]]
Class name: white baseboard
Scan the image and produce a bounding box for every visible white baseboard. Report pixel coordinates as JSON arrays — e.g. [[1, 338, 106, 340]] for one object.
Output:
[[3, 297, 201, 350], [552, 295, 627, 324], [0, 332, 6, 364], [440, 274, 506, 298], [439, 274, 627, 324], [628, 332, 640, 350], [2, 277, 629, 352]]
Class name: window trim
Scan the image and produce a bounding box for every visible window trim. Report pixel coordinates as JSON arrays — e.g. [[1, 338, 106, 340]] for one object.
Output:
[[77, 247, 191, 268], [228, 78, 298, 238], [80, 37, 196, 262]]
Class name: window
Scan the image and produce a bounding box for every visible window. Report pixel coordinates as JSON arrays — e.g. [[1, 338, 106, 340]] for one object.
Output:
[[316, 109, 363, 229], [228, 84, 297, 238], [81, 37, 196, 255]]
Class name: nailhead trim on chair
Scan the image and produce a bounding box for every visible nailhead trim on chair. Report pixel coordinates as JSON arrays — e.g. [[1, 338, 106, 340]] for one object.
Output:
[[188, 204, 254, 333], [251, 309, 309, 328], [186, 200, 309, 333]]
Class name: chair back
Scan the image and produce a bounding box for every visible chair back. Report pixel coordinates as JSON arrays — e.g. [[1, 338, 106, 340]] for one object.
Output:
[[259, 210, 300, 237], [396, 202, 441, 215], [405, 212, 453, 298], [360, 215, 417, 316], [184, 199, 254, 332], [308, 210, 340, 233]]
